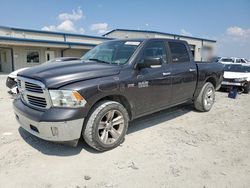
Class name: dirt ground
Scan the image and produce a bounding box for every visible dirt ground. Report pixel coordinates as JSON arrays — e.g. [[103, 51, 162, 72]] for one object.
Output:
[[0, 73, 250, 188]]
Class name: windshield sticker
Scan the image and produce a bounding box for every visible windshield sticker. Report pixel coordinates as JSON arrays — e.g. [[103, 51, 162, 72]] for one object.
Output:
[[125, 41, 140, 46]]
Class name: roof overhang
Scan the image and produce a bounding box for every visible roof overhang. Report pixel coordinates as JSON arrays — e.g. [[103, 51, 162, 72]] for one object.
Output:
[[0, 36, 96, 49], [103, 29, 216, 43]]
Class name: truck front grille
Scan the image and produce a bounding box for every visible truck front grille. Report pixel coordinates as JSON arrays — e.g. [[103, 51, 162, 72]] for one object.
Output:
[[25, 82, 43, 93], [17, 77, 51, 109], [27, 95, 47, 108]]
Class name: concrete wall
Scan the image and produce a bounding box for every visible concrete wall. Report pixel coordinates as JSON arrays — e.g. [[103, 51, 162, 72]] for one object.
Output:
[[63, 49, 88, 57], [10, 46, 90, 71], [0, 43, 94, 73]]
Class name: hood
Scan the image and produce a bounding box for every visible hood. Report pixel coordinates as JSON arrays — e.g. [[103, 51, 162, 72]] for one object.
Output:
[[18, 60, 121, 88], [8, 67, 30, 78], [224, 71, 250, 80]]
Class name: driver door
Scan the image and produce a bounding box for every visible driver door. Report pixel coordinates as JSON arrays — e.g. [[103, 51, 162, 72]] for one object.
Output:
[[126, 40, 172, 116]]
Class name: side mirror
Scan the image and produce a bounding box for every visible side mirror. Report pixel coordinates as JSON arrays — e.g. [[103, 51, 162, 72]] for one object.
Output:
[[136, 57, 162, 69]]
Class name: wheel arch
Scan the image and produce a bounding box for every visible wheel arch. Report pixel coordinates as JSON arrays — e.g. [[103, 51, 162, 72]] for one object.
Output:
[[205, 76, 217, 88], [89, 94, 133, 120]]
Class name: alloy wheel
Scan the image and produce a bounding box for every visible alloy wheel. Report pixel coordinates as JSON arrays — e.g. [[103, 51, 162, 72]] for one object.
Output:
[[98, 109, 125, 144]]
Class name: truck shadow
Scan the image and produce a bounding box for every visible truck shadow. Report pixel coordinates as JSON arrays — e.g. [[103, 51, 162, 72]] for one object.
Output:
[[128, 103, 193, 134], [18, 103, 194, 156]]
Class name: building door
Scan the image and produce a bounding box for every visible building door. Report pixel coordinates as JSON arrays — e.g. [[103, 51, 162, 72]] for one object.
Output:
[[0, 48, 13, 73], [45, 51, 55, 61], [189, 45, 195, 59]]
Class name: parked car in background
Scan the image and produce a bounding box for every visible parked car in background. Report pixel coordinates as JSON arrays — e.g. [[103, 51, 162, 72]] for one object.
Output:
[[217, 57, 250, 65], [232, 57, 250, 64], [6, 57, 80, 94], [221, 63, 250, 93], [13, 38, 224, 151], [241, 58, 250, 64], [218, 57, 234, 64]]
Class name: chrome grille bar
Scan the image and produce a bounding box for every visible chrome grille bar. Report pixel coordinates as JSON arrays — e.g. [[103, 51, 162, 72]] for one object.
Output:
[[16, 76, 51, 109]]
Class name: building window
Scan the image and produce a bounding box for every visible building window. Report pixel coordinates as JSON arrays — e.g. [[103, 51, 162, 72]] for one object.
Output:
[[27, 50, 40, 63]]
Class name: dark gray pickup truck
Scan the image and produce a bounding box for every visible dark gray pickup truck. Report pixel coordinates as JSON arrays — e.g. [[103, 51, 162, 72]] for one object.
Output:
[[13, 38, 223, 151]]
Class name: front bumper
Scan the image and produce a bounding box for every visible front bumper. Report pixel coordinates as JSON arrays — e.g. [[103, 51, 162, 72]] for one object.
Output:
[[13, 99, 84, 142], [221, 81, 245, 87]]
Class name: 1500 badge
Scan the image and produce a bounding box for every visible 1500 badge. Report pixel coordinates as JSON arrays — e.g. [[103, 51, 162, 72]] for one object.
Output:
[[138, 81, 149, 88], [127, 81, 149, 88]]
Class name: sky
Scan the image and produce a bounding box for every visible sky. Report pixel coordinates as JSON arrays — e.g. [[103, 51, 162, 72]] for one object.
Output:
[[0, 0, 249, 58]]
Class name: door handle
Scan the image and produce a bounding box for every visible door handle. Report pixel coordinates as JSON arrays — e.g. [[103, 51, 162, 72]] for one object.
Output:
[[163, 72, 171, 76], [189, 68, 196, 72]]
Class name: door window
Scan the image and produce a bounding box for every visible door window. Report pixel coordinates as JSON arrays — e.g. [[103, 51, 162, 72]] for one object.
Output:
[[240, 59, 246, 63], [142, 41, 167, 63], [169, 42, 190, 63], [236, 59, 241, 63]]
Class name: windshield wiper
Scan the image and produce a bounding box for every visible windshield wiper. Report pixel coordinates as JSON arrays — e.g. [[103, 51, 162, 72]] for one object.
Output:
[[89, 58, 110, 64]]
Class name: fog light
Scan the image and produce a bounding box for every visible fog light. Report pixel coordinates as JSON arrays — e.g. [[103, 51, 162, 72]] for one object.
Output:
[[51, 127, 59, 136]]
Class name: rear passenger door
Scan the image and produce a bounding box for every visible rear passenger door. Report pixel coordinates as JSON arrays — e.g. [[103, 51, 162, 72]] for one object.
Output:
[[168, 41, 197, 104]]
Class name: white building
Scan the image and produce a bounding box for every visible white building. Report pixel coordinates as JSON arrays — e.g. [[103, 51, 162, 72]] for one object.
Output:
[[0, 26, 111, 73], [0, 26, 216, 73]]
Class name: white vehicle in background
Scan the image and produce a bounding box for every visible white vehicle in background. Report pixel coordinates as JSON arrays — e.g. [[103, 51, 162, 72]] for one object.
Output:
[[232, 57, 250, 64], [6, 57, 80, 94], [218, 57, 250, 64], [241, 58, 250, 64], [217, 57, 234, 64], [221, 63, 250, 93]]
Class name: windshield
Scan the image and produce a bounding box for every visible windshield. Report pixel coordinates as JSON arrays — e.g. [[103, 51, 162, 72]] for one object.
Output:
[[224, 64, 250, 72], [81, 40, 141, 65]]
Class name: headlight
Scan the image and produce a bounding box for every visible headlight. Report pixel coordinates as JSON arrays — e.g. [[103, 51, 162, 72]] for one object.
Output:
[[49, 90, 87, 108], [234, 77, 247, 82]]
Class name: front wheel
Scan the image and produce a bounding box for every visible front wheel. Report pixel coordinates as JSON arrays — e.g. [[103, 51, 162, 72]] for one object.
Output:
[[194, 82, 215, 112], [83, 101, 129, 151]]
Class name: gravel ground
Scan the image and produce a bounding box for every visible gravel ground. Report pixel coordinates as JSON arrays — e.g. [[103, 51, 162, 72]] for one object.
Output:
[[0, 73, 250, 188]]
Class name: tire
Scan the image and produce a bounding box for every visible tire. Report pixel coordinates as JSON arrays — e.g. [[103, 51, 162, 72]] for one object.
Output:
[[243, 83, 249, 94], [194, 82, 215, 112], [83, 100, 129, 151]]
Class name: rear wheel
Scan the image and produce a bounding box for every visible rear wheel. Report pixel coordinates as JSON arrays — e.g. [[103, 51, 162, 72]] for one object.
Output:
[[194, 82, 215, 112], [83, 101, 129, 151]]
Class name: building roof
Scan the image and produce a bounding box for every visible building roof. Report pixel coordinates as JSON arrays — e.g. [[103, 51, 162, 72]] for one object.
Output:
[[0, 25, 112, 40], [0, 36, 97, 47], [103, 29, 216, 43], [0, 25, 114, 48]]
